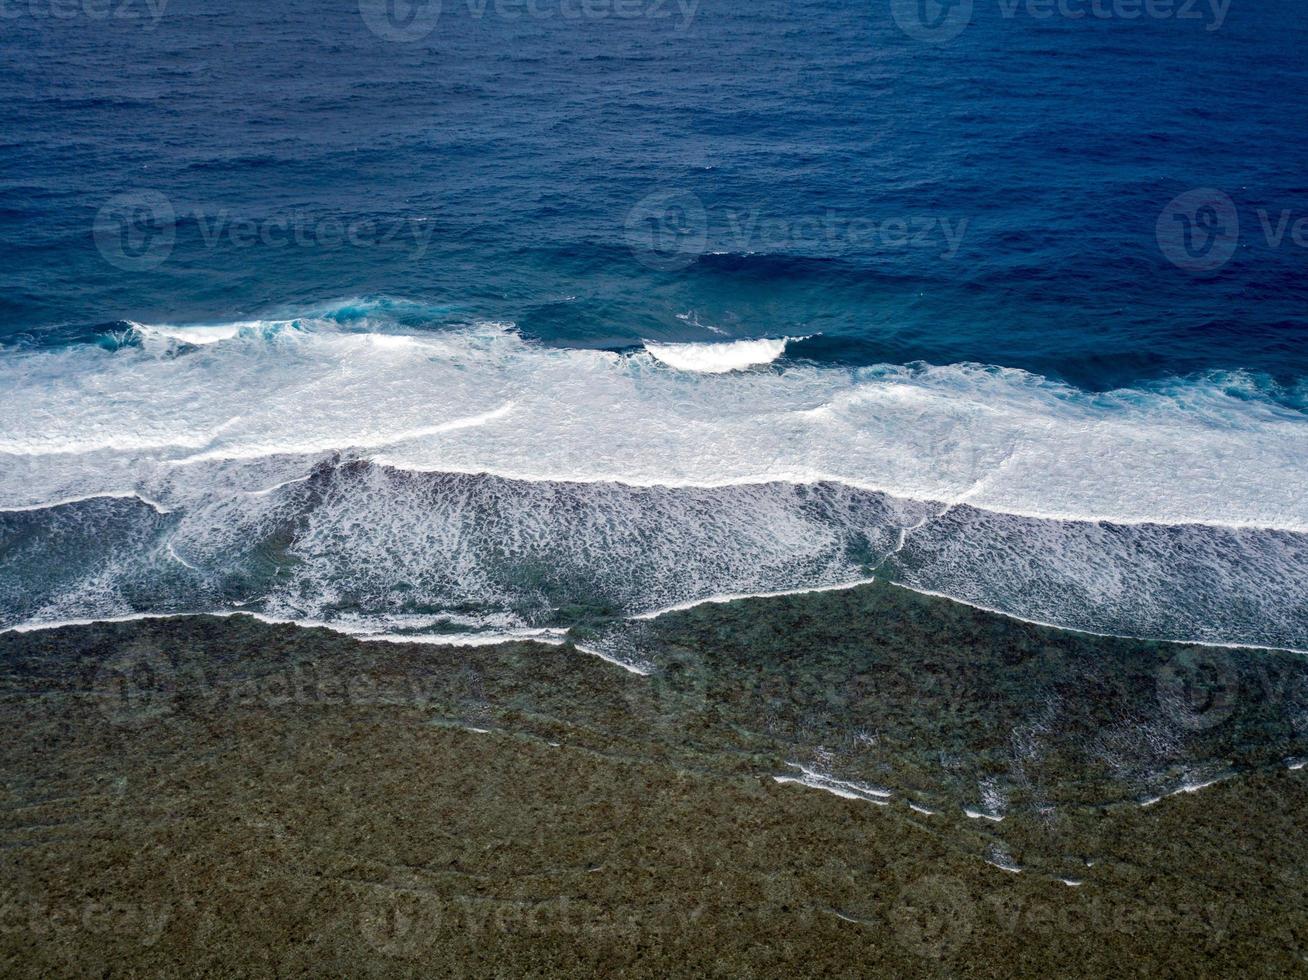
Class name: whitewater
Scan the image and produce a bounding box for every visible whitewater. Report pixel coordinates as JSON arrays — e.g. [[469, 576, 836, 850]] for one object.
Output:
[[1, 308, 1305, 650]]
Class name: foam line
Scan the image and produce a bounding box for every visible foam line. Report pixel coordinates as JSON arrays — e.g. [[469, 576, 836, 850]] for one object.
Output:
[[169, 402, 516, 467], [0, 607, 656, 678], [0, 492, 172, 515], [629, 577, 878, 620], [886, 582, 1308, 656], [1139, 773, 1233, 807], [772, 777, 890, 805], [243, 475, 313, 497], [774, 764, 893, 804], [0, 610, 642, 671], [567, 643, 652, 676]]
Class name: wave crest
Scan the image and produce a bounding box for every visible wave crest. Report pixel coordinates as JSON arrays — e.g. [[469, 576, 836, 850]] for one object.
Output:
[[644, 336, 800, 373]]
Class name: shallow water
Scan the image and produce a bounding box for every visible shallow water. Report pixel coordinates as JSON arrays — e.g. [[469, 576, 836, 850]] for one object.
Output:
[[7, 582, 1306, 883]]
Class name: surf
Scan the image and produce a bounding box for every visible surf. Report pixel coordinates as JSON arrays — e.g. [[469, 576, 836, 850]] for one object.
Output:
[[1, 303, 1304, 649], [643, 336, 801, 373], [0, 308, 1302, 530]]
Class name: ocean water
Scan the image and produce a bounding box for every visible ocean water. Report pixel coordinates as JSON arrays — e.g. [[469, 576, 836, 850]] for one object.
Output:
[[1, 0, 1306, 654]]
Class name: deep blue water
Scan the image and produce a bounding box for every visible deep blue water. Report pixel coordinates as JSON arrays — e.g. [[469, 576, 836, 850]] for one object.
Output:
[[2, 0, 1306, 389]]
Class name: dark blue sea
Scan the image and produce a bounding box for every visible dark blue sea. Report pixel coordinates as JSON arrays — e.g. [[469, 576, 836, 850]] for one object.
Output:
[[1, 0, 1306, 654]]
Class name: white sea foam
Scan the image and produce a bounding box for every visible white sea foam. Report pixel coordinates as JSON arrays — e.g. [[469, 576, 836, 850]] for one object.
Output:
[[0, 312, 1305, 647], [0, 317, 1303, 529], [0, 462, 1303, 649], [644, 336, 798, 372], [0, 608, 633, 668], [773, 764, 893, 804], [128, 320, 252, 345], [629, 576, 878, 621], [1139, 772, 1232, 807], [985, 858, 1022, 874]]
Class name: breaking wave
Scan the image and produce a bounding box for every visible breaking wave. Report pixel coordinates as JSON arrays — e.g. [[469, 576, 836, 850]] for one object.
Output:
[[1, 303, 1304, 649], [644, 336, 800, 373]]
